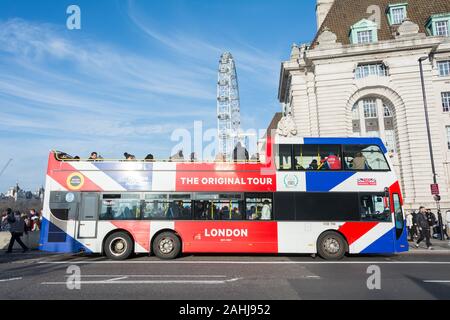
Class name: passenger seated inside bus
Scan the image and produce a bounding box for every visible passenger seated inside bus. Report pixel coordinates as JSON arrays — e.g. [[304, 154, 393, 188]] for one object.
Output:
[[360, 195, 390, 221], [220, 206, 230, 220], [260, 200, 271, 220], [318, 156, 330, 170], [231, 207, 242, 220], [166, 201, 181, 219], [247, 206, 257, 220], [348, 152, 368, 170], [308, 159, 318, 170], [325, 152, 341, 170]]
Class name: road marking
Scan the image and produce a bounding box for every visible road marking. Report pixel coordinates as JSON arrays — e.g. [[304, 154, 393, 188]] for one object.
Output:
[[423, 280, 450, 283], [39, 260, 450, 265], [63, 275, 228, 278], [0, 277, 22, 282], [41, 277, 242, 285], [105, 276, 128, 282]]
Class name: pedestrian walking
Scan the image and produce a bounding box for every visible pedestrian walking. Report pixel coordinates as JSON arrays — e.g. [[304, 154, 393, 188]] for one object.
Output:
[[406, 212, 414, 242], [411, 210, 418, 240], [446, 210, 450, 241], [5, 208, 29, 253], [425, 209, 438, 238], [415, 206, 433, 250], [1, 211, 10, 232]]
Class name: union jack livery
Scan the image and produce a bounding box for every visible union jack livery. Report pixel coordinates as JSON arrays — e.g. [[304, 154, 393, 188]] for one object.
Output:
[[39, 136, 408, 260]]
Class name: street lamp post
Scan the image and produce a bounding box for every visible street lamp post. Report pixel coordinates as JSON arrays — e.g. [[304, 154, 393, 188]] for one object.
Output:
[[418, 55, 444, 241]]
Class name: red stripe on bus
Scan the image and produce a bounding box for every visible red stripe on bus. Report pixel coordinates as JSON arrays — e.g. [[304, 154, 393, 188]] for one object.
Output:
[[175, 170, 277, 192], [338, 222, 378, 245], [110, 221, 151, 251], [49, 169, 103, 191], [174, 221, 278, 254]]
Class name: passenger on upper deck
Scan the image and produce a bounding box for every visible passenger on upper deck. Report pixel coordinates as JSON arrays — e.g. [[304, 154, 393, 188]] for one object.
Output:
[[88, 152, 98, 161], [170, 150, 184, 162], [144, 154, 154, 162], [215, 153, 226, 162], [233, 142, 249, 163], [124, 152, 136, 161], [250, 153, 260, 163], [57, 152, 72, 160]]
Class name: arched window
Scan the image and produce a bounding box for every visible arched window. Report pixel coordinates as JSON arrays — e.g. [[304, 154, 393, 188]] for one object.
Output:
[[352, 97, 397, 153]]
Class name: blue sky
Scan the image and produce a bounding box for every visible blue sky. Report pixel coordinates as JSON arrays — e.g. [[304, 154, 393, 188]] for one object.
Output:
[[0, 0, 317, 192]]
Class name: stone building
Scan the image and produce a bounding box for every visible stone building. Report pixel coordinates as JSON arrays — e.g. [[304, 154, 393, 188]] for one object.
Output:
[[277, 0, 450, 210]]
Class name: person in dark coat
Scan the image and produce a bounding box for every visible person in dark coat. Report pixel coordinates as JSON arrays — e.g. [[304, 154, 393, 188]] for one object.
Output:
[[233, 142, 249, 163], [415, 207, 433, 250], [6, 208, 29, 253], [411, 211, 418, 240]]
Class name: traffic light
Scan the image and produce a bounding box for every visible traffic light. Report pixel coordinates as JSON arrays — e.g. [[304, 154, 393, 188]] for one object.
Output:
[[433, 194, 441, 202]]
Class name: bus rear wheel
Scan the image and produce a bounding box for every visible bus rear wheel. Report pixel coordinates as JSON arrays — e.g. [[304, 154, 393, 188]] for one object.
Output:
[[104, 232, 133, 260], [317, 231, 347, 260], [153, 232, 181, 260]]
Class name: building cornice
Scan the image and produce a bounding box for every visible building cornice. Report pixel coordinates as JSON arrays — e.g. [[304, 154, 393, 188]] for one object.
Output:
[[305, 37, 449, 61]]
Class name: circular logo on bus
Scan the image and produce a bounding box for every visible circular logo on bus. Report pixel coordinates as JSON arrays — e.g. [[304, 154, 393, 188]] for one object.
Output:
[[66, 173, 84, 190], [284, 174, 299, 188], [65, 192, 75, 203]]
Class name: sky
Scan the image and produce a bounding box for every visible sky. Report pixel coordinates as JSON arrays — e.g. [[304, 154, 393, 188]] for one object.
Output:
[[0, 0, 317, 192]]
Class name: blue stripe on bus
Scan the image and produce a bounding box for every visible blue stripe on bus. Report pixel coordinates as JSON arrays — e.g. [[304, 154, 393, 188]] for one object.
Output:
[[303, 137, 387, 153], [360, 227, 395, 254], [395, 225, 409, 253], [99, 170, 153, 191], [39, 218, 92, 253], [305, 171, 356, 192], [92, 162, 154, 171]]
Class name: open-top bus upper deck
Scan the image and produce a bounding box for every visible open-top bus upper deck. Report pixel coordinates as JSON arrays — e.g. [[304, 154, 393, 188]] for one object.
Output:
[[46, 136, 400, 195]]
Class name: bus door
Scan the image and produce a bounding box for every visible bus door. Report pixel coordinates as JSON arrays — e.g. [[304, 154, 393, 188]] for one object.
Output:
[[77, 193, 99, 239], [392, 193, 408, 251]]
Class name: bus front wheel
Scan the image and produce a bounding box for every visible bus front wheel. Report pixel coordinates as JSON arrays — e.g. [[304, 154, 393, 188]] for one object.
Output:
[[104, 232, 133, 260], [317, 231, 347, 260], [153, 232, 181, 260]]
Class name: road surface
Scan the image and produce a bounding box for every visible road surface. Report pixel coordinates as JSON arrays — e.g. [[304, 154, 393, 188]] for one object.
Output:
[[1, 251, 450, 300]]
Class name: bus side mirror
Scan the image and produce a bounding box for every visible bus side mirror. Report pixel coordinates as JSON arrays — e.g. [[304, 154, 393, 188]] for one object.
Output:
[[384, 187, 389, 198]]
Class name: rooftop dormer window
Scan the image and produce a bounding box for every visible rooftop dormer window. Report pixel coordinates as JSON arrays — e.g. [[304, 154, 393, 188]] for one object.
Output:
[[387, 3, 408, 25], [436, 20, 449, 36], [350, 19, 378, 44], [426, 14, 450, 37]]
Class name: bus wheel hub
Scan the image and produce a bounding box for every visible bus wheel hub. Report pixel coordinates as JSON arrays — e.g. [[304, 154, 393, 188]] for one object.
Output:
[[111, 238, 126, 255], [160, 238, 174, 254], [324, 238, 340, 254]]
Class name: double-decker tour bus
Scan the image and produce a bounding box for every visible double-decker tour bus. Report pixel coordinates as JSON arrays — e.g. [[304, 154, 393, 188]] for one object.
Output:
[[39, 136, 408, 260]]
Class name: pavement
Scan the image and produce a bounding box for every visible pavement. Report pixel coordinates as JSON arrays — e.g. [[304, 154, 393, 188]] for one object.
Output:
[[1, 245, 450, 300], [407, 238, 450, 252]]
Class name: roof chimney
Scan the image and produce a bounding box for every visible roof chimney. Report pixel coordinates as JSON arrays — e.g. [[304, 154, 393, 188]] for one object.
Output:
[[316, 0, 335, 30]]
